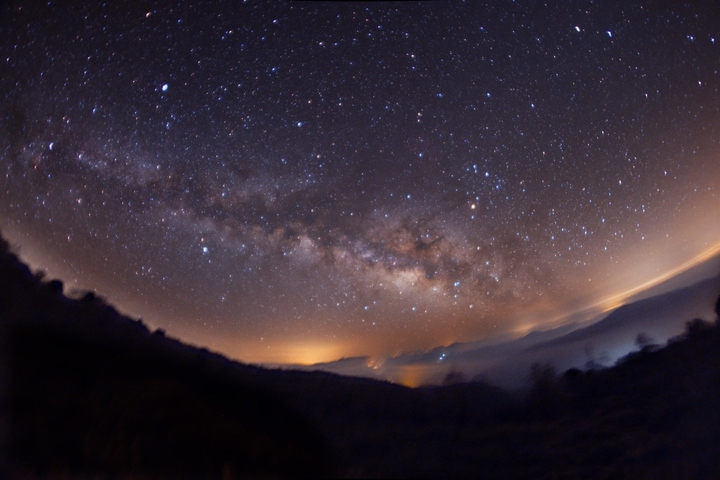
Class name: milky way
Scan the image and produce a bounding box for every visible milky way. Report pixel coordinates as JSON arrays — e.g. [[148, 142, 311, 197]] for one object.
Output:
[[2, 1, 720, 364]]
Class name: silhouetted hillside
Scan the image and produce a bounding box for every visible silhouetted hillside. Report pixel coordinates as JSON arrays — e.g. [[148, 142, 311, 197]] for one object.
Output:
[[0, 235, 337, 478], [532, 273, 720, 350], [1, 231, 720, 478]]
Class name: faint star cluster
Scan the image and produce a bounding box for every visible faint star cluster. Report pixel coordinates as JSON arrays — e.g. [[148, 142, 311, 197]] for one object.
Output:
[[1, 1, 719, 363]]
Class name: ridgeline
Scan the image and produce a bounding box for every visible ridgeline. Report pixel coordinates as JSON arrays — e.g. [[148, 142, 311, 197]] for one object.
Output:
[[1, 233, 719, 478]]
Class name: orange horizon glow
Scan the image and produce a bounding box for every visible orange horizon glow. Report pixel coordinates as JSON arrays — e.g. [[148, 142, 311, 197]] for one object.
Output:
[[595, 241, 720, 314], [241, 243, 720, 367]]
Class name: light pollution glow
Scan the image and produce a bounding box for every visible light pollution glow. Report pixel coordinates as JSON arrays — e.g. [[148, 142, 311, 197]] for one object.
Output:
[[2, 0, 720, 368]]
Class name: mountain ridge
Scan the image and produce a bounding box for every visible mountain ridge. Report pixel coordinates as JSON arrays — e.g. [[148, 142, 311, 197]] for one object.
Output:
[[3, 231, 720, 478]]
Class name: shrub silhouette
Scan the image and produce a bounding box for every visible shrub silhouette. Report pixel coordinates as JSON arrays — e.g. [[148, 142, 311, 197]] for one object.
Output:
[[47, 279, 64, 295], [525, 362, 564, 419], [635, 332, 659, 353], [442, 368, 466, 385], [685, 317, 713, 338]]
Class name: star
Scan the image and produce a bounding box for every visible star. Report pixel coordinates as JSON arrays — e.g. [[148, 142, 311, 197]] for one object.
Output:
[[0, 0, 719, 366]]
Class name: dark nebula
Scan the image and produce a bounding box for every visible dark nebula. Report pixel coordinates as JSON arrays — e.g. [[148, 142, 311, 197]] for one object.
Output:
[[1, 0, 719, 364]]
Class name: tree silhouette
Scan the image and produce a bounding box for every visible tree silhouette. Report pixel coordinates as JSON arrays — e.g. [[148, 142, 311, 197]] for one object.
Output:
[[635, 332, 658, 353], [685, 318, 713, 338], [635, 332, 652, 349], [715, 294, 720, 322], [48, 279, 64, 295], [529, 362, 556, 390], [442, 368, 466, 385]]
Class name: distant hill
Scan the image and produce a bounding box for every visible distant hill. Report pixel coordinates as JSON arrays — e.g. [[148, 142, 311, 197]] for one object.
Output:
[[2, 231, 720, 478], [0, 233, 338, 478], [531, 272, 720, 351], [304, 269, 720, 387]]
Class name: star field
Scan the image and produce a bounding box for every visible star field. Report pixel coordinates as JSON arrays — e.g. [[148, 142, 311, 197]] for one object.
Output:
[[2, 1, 720, 364]]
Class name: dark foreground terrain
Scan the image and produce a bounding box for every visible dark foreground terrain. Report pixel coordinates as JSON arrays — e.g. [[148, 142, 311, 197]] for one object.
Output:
[[1, 232, 720, 479]]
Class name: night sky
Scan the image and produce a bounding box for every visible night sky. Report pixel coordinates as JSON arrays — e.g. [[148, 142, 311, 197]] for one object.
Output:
[[2, 1, 720, 366]]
